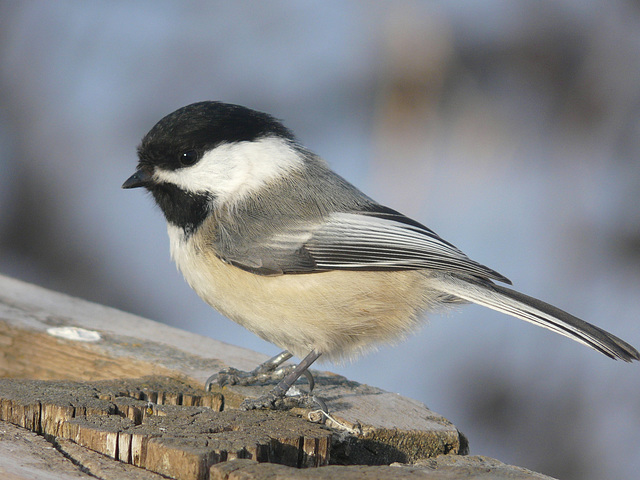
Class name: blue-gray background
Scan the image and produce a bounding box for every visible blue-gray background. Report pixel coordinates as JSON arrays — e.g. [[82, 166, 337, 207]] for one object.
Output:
[[1, 2, 639, 479]]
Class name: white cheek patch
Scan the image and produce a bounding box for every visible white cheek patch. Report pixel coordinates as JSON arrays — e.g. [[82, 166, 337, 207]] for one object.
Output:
[[152, 136, 303, 206]]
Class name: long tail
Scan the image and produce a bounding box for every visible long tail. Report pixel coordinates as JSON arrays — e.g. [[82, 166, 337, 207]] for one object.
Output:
[[433, 275, 639, 362]]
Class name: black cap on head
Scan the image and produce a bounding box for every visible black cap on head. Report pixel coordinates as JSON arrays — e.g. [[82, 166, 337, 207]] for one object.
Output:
[[137, 101, 295, 172]]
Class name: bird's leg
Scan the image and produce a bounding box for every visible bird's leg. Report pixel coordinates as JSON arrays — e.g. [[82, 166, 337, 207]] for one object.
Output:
[[240, 350, 323, 410], [205, 350, 314, 390]]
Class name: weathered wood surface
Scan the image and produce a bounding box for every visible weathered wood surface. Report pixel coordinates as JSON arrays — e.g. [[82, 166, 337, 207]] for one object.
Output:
[[0, 419, 166, 480], [209, 458, 556, 480], [0, 377, 331, 479], [0, 419, 555, 480], [0, 274, 556, 479]]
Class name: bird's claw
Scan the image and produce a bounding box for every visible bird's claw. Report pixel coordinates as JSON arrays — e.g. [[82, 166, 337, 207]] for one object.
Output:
[[205, 367, 240, 389]]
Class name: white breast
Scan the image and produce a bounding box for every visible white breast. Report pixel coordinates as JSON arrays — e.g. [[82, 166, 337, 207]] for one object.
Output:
[[167, 224, 442, 361]]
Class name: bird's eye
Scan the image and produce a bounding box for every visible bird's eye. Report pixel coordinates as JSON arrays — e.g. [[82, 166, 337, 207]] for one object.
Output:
[[179, 150, 199, 167]]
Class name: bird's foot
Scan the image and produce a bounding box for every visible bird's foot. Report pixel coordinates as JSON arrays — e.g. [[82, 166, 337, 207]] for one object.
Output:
[[205, 350, 326, 416], [205, 351, 296, 391], [240, 390, 328, 413], [205, 364, 296, 390]]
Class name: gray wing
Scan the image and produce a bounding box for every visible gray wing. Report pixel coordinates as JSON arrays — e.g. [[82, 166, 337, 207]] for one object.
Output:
[[221, 206, 511, 284]]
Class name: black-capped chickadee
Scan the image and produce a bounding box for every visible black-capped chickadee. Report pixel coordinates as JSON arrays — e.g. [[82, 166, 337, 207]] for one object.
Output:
[[123, 101, 638, 409]]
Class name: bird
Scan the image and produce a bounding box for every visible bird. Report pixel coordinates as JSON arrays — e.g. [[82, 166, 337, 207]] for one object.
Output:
[[123, 101, 639, 409]]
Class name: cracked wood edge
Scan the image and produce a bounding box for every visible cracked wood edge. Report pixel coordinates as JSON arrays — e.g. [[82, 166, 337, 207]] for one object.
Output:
[[0, 378, 331, 480]]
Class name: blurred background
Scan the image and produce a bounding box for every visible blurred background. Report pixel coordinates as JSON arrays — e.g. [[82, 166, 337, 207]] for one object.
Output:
[[1, 1, 639, 478]]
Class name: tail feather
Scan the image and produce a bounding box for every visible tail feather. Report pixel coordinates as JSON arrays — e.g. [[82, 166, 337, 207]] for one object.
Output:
[[434, 275, 639, 362]]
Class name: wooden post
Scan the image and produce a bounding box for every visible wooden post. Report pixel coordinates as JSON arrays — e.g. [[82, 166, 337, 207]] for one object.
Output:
[[0, 274, 555, 479]]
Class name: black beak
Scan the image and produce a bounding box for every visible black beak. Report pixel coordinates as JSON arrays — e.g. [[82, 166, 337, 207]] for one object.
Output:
[[122, 168, 154, 189]]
